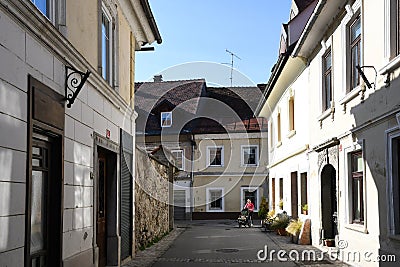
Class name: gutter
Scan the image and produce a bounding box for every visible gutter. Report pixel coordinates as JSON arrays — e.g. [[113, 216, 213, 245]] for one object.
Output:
[[255, 51, 290, 116], [139, 0, 162, 44], [291, 0, 326, 57]]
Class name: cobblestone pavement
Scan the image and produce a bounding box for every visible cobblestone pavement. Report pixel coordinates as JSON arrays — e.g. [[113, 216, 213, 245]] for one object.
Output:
[[124, 220, 349, 267], [122, 226, 186, 267]]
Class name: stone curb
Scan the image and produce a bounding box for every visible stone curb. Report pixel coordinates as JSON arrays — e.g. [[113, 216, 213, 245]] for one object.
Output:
[[122, 227, 186, 267]]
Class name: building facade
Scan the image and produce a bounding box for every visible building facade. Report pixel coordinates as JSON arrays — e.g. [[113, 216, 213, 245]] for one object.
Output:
[[0, 0, 161, 266], [258, 0, 400, 265]]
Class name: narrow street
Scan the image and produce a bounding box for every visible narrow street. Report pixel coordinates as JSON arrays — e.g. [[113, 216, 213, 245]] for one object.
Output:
[[127, 220, 349, 267]]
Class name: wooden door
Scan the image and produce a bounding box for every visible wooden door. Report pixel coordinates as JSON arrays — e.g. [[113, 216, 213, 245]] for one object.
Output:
[[97, 150, 107, 267], [291, 172, 298, 219]]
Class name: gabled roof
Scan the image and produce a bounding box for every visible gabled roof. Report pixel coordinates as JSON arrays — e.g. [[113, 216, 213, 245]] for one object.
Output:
[[135, 79, 206, 135]]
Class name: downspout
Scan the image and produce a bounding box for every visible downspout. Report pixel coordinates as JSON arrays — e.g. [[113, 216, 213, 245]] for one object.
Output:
[[190, 134, 196, 220]]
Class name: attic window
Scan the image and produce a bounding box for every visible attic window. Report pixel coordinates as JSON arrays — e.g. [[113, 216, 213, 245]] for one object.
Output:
[[161, 112, 172, 127]]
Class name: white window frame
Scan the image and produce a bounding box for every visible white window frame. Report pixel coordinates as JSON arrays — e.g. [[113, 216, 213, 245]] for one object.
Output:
[[240, 187, 260, 212], [386, 124, 400, 237], [207, 146, 224, 167], [161, 112, 172, 127], [241, 145, 259, 166], [171, 149, 184, 170], [343, 139, 368, 233], [31, 0, 55, 22], [101, 4, 114, 86], [206, 187, 224, 212]]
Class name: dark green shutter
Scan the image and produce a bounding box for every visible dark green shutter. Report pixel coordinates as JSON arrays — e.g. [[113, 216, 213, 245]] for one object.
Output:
[[120, 130, 133, 260]]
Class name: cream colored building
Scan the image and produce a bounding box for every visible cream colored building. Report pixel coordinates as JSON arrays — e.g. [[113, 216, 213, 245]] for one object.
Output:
[[0, 0, 161, 266], [258, 0, 400, 266], [192, 131, 268, 219]]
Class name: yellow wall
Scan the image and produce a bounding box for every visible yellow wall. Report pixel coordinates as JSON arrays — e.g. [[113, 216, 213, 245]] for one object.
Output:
[[193, 176, 265, 212], [66, 0, 98, 69], [118, 7, 132, 104]]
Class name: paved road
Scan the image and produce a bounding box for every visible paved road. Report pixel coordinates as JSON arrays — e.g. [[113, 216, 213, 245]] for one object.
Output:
[[152, 220, 346, 267]]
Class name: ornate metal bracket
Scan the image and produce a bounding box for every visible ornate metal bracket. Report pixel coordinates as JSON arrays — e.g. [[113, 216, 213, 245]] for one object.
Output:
[[65, 66, 91, 108], [356, 65, 377, 89]]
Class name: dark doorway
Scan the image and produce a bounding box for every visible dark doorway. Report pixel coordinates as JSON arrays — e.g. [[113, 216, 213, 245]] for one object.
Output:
[[300, 173, 308, 207], [321, 164, 338, 239], [28, 132, 62, 267], [96, 147, 117, 267], [291, 172, 298, 219]]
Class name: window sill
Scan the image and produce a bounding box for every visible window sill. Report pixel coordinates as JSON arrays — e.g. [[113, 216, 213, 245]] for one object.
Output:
[[339, 85, 366, 112], [287, 130, 296, 138], [318, 107, 333, 121], [379, 54, 400, 75], [276, 141, 282, 148], [208, 165, 224, 168], [206, 209, 224, 212], [241, 164, 259, 167], [344, 223, 368, 234]]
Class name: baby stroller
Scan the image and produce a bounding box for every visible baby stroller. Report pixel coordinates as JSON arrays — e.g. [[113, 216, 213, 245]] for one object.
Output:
[[237, 208, 251, 228]]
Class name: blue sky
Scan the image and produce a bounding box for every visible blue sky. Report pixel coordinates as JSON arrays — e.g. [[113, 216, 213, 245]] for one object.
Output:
[[135, 0, 292, 86]]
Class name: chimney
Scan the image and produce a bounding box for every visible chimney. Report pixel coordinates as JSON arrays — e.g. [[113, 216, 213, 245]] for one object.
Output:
[[153, 75, 163, 82]]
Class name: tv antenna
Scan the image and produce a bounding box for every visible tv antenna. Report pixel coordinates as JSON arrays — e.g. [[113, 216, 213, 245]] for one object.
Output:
[[222, 49, 241, 87]]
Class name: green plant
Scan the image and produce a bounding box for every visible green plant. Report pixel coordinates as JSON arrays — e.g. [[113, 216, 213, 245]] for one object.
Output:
[[267, 209, 275, 220], [278, 199, 284, 210], [258, 197, 269, 219], [302, 204, 308, 211], [286, 219, 303, 236], [270, 212, 290, 230]]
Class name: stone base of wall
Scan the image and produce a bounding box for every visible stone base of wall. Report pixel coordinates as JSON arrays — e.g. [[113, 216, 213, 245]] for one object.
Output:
[[63, 248, 95, 267]]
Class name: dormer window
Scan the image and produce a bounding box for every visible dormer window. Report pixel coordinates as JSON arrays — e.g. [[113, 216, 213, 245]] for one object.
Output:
[[161, 112, 172, 127]]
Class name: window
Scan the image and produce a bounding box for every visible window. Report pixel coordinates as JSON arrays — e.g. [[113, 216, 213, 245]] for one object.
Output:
[[277, 113, 282, 142], [101, 7, 113, 84], [206, 188, 224, 212], [322, 49, 332, 111], [241, 145, 259, 166], [387, 129, 400, 235], [241, 187, 259, 212], [207, 146, 224, 166], [161, 112, 172, 127], [350, 151, 364, 224], [279, 178, 283, 201], [270, 119, 274, 148], [350, 16, 362, 90], [300, 173, 308, 207], [271, 178, 276, 209], [171, 150, 184, 170], [289, 97, 295, 131]]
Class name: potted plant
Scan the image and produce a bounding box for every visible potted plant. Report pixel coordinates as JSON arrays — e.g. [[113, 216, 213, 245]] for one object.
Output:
[[270, 212, 290, 236], [278, 199, 284, 210], [263, 209, 275, 231], [324, 239, 335, 247], [302, 204, 308, 215], [258, 197, 269, 220], [286, 219, 303, 243]]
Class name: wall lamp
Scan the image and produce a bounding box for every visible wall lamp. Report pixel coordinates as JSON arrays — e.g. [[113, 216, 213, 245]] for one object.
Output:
[[65, 66, 91, 108], [356, 65, 377, 89]]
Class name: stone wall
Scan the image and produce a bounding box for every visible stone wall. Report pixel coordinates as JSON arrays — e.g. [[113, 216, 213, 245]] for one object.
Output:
[[135, 148, 171, 251]]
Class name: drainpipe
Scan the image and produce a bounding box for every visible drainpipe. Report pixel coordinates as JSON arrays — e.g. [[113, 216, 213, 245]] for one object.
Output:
[[190, 134, 196, 220]]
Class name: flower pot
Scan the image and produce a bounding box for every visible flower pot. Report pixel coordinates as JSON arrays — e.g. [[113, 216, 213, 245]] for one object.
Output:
[[302, 210, 308, 215], [324, 239, 335, 247], [277, 228, 287, 236]]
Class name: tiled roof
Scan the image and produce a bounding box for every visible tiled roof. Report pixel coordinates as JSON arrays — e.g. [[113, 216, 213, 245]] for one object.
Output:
[[294, 0, 316, 12], [135, 81, 267, 135]]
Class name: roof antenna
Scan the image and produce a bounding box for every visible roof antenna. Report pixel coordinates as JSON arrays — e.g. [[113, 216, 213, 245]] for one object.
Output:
[[222, 49, 241, 87]]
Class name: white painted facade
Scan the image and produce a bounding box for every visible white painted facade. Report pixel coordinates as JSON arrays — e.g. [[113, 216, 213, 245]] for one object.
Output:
[[0, 0, 159, 266], [259, 0, 400, 266]]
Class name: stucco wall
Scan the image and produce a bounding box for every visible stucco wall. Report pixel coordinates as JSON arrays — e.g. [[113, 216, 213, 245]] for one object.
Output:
[[66, 0, 99, 69], [135, 149, 170, 251]]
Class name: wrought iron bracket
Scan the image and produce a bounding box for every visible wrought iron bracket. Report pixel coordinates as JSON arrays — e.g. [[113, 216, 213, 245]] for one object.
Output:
[[356, 65, 377, 90], [65, 66, 91, 108]]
